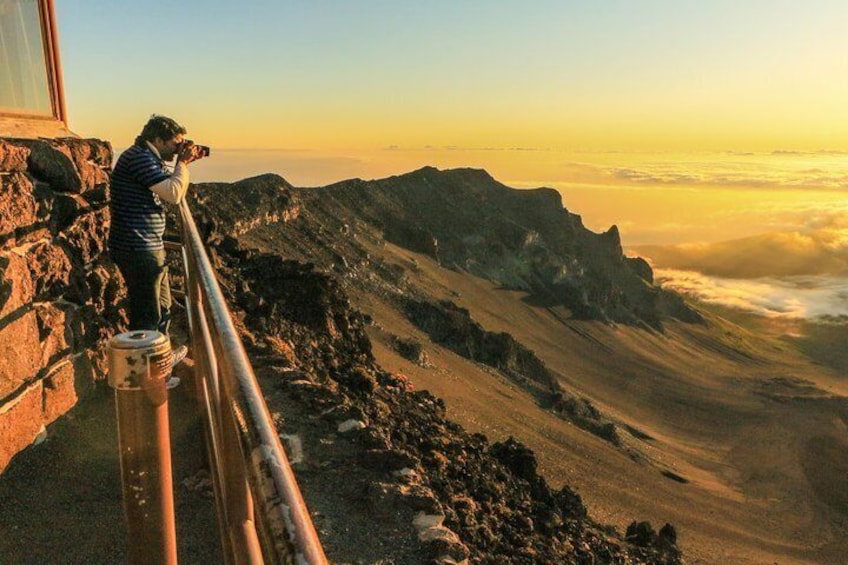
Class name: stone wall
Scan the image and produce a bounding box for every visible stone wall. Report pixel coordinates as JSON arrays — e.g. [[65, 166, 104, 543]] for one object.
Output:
[[0, 137, 122, 473]]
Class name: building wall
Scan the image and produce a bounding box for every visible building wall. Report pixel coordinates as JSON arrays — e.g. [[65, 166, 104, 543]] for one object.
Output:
[[0, 137, 122, 472]]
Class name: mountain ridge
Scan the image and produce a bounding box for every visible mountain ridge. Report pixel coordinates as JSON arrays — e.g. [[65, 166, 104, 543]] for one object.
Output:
[[198, 166, 699, 329]]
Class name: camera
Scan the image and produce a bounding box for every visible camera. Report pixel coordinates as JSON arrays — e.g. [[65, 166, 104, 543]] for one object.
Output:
[[182, 140, 211, 158]]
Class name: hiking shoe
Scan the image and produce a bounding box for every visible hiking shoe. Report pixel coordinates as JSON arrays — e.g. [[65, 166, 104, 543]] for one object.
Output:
[[171, 345, 189, 367], [166, 345, 189, 390]]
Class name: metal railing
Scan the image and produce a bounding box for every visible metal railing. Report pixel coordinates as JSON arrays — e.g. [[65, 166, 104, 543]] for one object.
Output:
[[175, 199, 328, 564]]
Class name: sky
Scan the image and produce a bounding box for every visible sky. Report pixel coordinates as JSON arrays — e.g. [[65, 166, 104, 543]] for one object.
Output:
[[55, 1, 848, 322], [57, 1, 848, 154]]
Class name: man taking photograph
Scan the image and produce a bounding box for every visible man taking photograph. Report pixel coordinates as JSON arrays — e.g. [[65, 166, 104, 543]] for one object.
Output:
[[108, 114, 208, 373]]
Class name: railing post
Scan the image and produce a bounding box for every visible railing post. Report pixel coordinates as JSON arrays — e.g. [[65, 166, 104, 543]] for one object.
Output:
[[108, 330, 178, 565]]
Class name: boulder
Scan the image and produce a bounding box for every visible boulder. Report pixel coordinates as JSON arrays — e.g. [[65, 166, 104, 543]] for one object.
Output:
[[57, 138, 111, 191], [393, 336, 429, 366], [17, 139, 83, 193], [658, 523, 677, 546], [626, 521, 657, 547], [490, 437, 538, 483]]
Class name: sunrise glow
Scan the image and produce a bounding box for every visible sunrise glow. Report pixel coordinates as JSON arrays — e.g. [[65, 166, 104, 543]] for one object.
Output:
[[56, 1, 848, 256], [59, 1, 848, 153]]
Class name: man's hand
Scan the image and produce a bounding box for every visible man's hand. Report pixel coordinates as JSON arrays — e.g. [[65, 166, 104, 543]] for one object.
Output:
[[178, 142, 206, 165]]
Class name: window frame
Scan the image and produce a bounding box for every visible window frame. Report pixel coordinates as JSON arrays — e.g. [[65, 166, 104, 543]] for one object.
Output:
[[0, 0, 70, 137]]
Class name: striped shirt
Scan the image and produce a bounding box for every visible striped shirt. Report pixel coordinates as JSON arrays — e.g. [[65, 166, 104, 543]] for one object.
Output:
[[108, 144, 171, 252]]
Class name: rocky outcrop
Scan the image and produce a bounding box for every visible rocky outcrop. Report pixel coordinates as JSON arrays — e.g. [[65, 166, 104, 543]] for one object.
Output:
[[403, 299, 553, 388], [0, 137, 120, 473], [185, 173, 299, 241], [403, 297, 621, 444], [189, 166, 701, 329]]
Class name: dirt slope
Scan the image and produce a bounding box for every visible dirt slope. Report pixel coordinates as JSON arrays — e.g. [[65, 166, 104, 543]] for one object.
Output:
[[346, 240, 848, 565]]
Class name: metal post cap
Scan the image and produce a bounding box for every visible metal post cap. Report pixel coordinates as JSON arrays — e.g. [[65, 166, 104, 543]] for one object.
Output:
[[110, 330, 169, 350], [108, 330, 172, 391]]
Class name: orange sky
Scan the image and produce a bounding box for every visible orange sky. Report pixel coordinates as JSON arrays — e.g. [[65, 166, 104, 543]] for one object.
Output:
[[59, 2, 848, 155], [54, 2, 848, 250]]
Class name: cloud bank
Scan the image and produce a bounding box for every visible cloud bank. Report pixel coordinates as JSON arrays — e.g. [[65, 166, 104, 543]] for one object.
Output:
[[634, 227, 848, 278], [656, 269, 848, 320]]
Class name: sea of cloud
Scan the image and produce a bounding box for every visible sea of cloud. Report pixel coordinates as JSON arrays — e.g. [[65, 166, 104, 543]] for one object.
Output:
[[634, 222, 848, 321], [654, 269, 848, 321]]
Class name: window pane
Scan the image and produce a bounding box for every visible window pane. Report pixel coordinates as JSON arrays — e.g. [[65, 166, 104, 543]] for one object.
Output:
[[0, 0, 52, 116]]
